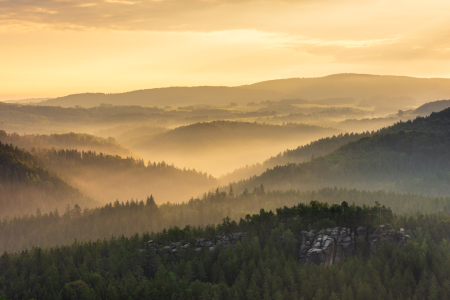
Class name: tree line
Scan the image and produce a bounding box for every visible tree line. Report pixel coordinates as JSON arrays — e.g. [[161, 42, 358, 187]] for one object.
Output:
[[2, 186, 450, 253], [2, 200, 450, 299]]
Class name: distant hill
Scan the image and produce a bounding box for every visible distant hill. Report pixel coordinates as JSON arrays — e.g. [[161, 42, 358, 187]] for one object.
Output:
[[220, 131, 372, 183], [37, 74, 450, 108], [414, 99, 450, 116], [1, 97, 49, 104], [234, 108, 450, 196], [34, 148, 218, 205], [0, 102, 276, 134], [0, 130, 131, 156], [129, 121, 340, 149], [0, 142, 94, 217], [127, 121, 342, 175], [243, 74, 450, 106], [96, 125, 169, 142], [38, 87, 283, 108]]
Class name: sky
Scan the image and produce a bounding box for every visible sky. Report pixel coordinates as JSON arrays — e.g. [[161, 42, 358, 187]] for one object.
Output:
[[1, 0, 450, 100]]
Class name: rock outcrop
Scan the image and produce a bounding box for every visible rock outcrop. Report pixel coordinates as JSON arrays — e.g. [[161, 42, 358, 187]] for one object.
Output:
[[147, 232, 245, 255], [298, 224, 411, 266], [144, 225, 410, 267]]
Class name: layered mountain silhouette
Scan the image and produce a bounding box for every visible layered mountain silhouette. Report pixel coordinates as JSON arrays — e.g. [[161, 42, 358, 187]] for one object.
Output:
[[39, 74, 450, 108], [0, 142, 95, 217], [234, 107, 450, 196]]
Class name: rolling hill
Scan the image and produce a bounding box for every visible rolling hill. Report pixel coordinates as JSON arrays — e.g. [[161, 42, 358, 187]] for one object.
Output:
[[234, 107, 450, 196], [33, 148, 218, 205], [126, 121, 342, 176], [0, 130, 131, 157], [223, 99, 450, 184], [220, 131, 372, 183], [38, 87, 283, 108], [414, 99, 450, 116], [243, 74, 450, 105], [0, 142, 94, 217], [38, 74, 450, 108]]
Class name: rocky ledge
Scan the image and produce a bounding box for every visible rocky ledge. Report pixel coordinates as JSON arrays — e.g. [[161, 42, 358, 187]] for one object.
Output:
[[299, 224, 411, 266], [146, 232, 245, 255]]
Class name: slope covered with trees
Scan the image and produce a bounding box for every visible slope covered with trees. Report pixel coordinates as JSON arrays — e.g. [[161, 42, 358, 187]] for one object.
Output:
[[128, 121, 342, 176], [0, 130, 130, 157], [0, 142, 94, 218], [129, 121, 341, 150], [223, 101, 450, 183], [0, 102, 276, 134], [2, 200, 450, 300], [221, 132, 372, 183], [38, 87, 283, 108], [235, 108, 450, 196], [32, 148, 218, 205], [414, 99, 450, 116], [1, 187, 449, 253]]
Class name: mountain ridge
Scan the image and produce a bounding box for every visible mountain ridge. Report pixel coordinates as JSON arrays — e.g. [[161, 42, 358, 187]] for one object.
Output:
[[37, 73, 450, 108], [233, 107, 450, 196]]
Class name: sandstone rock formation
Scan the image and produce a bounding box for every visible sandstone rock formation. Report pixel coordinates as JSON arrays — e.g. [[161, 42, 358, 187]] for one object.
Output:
[[146, 225, 410, 267], [147, 232, 245, 255], [298, 224, 411, 266]]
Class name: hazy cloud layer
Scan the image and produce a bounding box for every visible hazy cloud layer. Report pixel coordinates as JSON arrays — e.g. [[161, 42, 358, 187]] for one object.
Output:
[[0, 0, 296, 31], [1, 0, 450, 99]]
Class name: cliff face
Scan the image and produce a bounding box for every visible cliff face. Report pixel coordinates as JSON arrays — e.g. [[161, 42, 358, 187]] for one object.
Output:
[[298, 224, 411, 266]]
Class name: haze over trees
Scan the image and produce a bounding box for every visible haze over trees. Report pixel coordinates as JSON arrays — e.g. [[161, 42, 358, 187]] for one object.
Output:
[[2, 199, 450, 300], [0, 130, 131, 157], [1, 187, 450, 253], [2, 74, 450, 300], [0, 141, 94, 217], [33, 148, 218, 205], [234, 108, 450, 196], [127, 121, 342, 176]]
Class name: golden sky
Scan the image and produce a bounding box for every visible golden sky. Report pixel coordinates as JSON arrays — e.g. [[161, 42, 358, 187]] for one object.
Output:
[[1, 0, 450, 100]]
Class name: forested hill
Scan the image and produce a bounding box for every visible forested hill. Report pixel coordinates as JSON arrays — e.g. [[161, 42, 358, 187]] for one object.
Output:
[[222, 102, 450, 183], [38, 87, 283, 108], [221, 132, 372, 183], [3, 199, 450, 299], [129, 121, 341, 150], [413, 99, 450, 116], [33, 148, 218, 205], [128, 120, 342, 176], [0, 130, 131, 157], [0, 142, 94, 217], [235, 108, 450, 196], [2, 187, 450, 253], [381, 107, 450, 134]]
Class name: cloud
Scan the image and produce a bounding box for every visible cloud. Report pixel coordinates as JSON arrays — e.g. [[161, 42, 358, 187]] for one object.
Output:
[[0, 0, 344, 31], [286, 25, 450, 64]]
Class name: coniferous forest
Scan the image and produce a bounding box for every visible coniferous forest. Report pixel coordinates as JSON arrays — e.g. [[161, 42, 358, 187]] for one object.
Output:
[[2, 69, 450, 299]]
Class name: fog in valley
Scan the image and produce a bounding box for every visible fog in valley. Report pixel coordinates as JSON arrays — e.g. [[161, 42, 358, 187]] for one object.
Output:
[[5, 0, 450, 296], [2, 76, 450, 212]]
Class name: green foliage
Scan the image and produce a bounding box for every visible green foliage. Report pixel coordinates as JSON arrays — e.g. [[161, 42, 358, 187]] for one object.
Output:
[[222, 131, 372, 183], [3, 186, 450, 253], [0, 141, 93, 217], [237, 108, 450, 196], [1, 201, 450, 300], [31, 147, 217, 205]]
